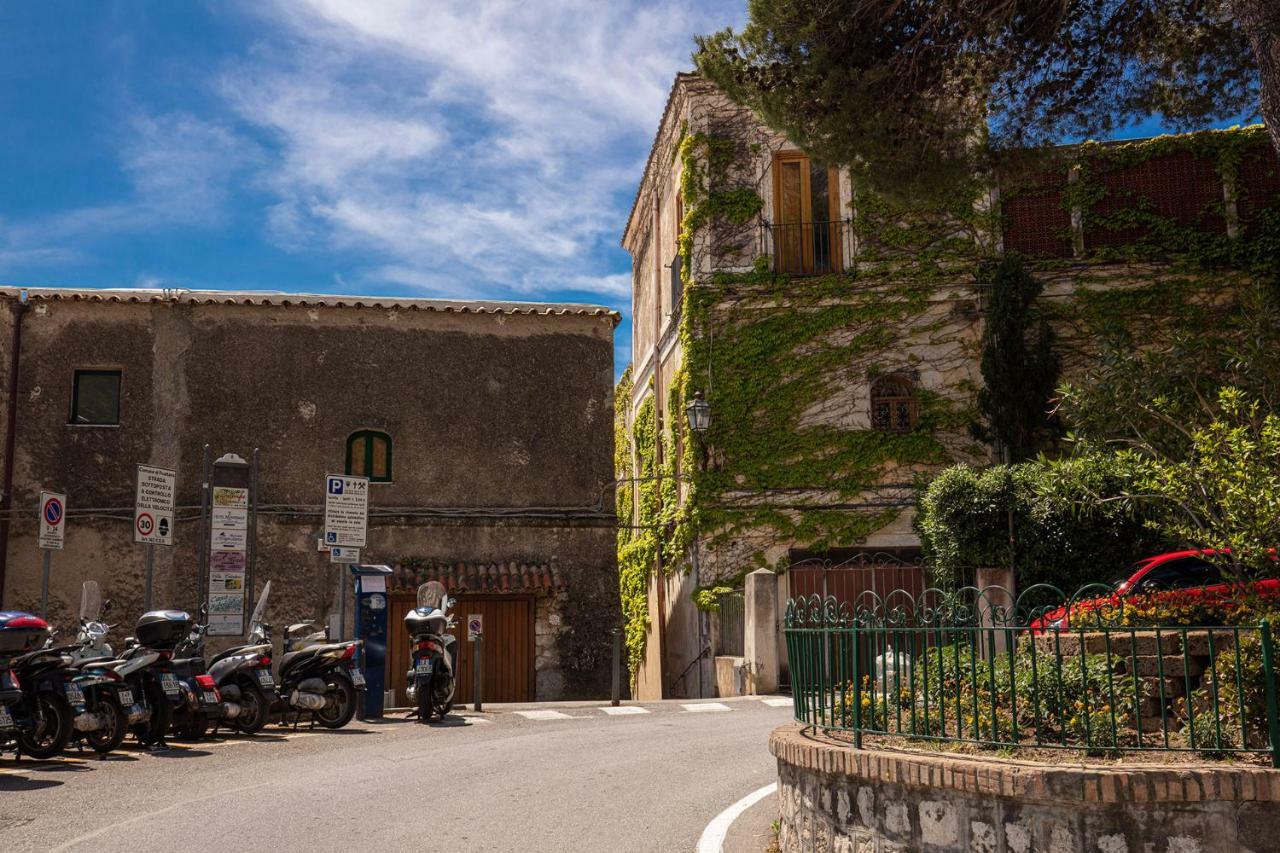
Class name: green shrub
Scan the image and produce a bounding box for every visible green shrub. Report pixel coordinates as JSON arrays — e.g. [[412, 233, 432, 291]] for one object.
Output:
[[915, 457, 1170, 592]]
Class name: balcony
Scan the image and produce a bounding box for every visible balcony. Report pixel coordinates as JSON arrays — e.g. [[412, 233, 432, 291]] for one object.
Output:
[[760, 219, 855, 276]]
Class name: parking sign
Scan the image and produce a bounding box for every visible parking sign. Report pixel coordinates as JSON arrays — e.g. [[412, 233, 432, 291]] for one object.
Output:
[[38, 491, 66, 551], [323, 474, 369, 547]]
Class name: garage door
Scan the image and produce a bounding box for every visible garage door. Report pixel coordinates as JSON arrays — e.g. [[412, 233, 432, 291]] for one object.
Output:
[[386, 593, 535, 706]]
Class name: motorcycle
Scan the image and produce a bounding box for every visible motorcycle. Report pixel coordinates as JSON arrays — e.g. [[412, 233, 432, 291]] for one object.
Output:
[[204, 582, 275, 735], [61, 582, 130, 755], [168, 608, 224, 740], [110, 608, 194, 747], [0, 611, 51, 757], [270, 615, 363, 729], [404, 581, 457, 723]]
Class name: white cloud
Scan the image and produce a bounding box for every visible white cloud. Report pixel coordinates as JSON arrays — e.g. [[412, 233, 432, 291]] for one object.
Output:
[[223, 0, 743, 301]]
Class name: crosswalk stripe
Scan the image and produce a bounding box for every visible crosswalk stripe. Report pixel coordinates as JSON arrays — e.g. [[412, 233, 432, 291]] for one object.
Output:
[[761, 697, 793, 707], [682, 702, 731, 713], [599, 705, 649, 715], [515, 709, 574, 721]]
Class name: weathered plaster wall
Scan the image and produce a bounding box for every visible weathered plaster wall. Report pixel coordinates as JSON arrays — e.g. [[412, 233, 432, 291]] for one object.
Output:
[[772, 724, 1280, 853], [0, 292, 619, 699]]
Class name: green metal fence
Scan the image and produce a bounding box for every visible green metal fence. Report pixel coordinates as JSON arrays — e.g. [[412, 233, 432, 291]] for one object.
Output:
[[784, 584, 1280, 765]]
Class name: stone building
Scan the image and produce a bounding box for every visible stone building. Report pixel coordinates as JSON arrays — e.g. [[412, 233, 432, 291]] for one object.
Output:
[[0, 286, 620, 702], [618, 73, 1280, 699]]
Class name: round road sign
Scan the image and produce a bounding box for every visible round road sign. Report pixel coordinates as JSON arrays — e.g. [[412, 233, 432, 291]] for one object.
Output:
[[43, 497, 63, 526], [136, 512, 155, 537]]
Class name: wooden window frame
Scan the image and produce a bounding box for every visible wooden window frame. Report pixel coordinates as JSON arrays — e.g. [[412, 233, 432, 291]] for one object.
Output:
[[346, 429, 393, 483], [69, 368, 122, 427], [870, 375, 918, 434], [772, 151, 844, 275]]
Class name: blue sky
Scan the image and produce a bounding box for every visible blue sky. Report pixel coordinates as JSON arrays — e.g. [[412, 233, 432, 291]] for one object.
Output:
[[0, 1, 748, 372]]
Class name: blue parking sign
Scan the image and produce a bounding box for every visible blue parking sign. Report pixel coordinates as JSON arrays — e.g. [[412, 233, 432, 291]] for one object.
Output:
[[328, 477, 344, 495]]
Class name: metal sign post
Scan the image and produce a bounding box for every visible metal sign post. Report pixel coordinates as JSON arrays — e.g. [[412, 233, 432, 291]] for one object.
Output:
[[37, 491, 66, 618], [468, 614, 484, 712], [135, 464, 176, 612]]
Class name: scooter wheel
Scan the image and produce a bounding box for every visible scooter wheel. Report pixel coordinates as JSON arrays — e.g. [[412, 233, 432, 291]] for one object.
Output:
[[233, 682, 270, 734], [82, 695, 127, 755], [314, 674, 357, 729], [18, 693, 73, 759]]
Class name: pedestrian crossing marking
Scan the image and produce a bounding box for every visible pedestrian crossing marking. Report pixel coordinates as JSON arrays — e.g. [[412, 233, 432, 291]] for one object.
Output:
[[515, 709, 574, 720], [599, 705, 649, 715], [682, 702, 731, 712], [761, 697, 793, 707]]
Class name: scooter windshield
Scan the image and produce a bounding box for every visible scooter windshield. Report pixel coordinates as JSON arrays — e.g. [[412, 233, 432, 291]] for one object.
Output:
[[417, 581, 446, 611], [249, 580, 272, 628], [80, 581, 102, 622]]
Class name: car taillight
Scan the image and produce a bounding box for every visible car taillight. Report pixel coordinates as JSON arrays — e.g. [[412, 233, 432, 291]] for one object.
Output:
[[195, 674, 216, 689], [257, 656, 271, 667], [416, 640, 431, 652], [340, 645, 356, 661]]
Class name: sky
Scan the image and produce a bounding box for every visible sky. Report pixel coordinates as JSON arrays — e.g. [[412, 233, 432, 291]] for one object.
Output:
[[0, 0, 749, 373]]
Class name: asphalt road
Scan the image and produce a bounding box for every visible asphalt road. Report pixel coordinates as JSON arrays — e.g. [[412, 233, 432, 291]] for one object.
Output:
[[0, 696, 790, 853]]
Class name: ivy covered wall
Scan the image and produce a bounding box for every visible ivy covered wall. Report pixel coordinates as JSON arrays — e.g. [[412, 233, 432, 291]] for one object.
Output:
[[616, 74, 1280, 690]]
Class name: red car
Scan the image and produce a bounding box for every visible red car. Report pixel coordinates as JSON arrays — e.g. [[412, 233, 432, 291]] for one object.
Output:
[[1030, 549, 1280, 630]]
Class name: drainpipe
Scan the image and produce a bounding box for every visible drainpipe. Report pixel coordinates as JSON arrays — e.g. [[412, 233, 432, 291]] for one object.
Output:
[[0, 294, 27, 607], [651, 185, 669, 699]]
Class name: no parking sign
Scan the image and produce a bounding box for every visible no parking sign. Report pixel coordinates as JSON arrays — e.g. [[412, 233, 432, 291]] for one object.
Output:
[[38, 491, 66, 550]]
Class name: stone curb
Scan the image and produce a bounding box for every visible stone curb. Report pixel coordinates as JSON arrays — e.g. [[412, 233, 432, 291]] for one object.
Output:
[[769, 722, 1280, 805]]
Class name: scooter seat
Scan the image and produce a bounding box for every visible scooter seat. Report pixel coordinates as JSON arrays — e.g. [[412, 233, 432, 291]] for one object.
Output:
[[68, 656, 114, 669]]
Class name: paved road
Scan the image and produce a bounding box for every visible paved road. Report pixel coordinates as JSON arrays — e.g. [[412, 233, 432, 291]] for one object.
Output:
[[0, 696, 790, 853]]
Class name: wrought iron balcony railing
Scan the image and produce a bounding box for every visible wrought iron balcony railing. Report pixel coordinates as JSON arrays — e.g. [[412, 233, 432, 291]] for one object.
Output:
[[760, 219, 855, 276]]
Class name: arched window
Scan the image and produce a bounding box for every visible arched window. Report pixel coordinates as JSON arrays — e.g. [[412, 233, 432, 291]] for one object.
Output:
[[870, 375, 917, 433], [346, 430, 392, 483]]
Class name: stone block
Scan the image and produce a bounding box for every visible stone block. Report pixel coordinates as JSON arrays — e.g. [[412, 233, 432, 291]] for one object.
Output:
[[1126, 655, 1203, 678], [919, 800, 958, 847], [970, 819, 996, 853], [1181, 630, 1237, 658]]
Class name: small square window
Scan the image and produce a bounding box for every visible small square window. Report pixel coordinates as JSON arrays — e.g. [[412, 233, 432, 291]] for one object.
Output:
[[71, 370, 121, 425]]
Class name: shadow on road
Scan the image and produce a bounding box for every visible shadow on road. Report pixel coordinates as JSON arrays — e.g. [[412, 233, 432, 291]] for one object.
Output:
[[0, 776, 64, 791]]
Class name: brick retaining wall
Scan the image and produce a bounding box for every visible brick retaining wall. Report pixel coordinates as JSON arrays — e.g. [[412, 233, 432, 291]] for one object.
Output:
[[770, 723, 1280, 852]]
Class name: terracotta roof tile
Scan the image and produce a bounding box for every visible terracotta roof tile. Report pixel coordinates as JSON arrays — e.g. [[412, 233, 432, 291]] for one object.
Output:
[[389, 560, 564, 594], [0, 287, 620, 326]]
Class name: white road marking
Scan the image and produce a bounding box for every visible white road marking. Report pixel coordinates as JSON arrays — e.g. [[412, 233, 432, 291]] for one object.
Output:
[[682, 702, 732, 713], [599, 705, 649, 715], [515, 709, 574, 721], [459, 715, 493, 724], [696, 782, 778, 853], [761, 697, 793, 707]]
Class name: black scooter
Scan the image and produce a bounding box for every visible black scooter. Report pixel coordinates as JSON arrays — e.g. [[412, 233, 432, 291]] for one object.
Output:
[[270, 618, 363, 729]]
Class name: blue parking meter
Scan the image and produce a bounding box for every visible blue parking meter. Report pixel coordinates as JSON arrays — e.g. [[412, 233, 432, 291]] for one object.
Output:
[[350, 564, 393, 719]]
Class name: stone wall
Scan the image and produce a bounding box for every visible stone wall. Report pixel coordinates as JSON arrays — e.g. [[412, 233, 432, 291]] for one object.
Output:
[[771, 723, 1280, 853], [0, 288, 620, 699]]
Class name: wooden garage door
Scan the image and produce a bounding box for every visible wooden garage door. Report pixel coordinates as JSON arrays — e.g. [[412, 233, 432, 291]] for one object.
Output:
[[386, 593, 535, 707]]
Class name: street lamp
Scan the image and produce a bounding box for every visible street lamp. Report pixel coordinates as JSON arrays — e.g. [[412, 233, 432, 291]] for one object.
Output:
[[685, 391, 711, 434]]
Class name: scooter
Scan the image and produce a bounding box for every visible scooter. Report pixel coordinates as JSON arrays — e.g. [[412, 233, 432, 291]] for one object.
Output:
[[0, 611, 51, 757], [109, 609, 194, 747], [168, 610, 224, 740], [62, 582, 130, 754], [271, 616, 363, 729], [404, 581, 457, 723], [205, 582, 275, 735]]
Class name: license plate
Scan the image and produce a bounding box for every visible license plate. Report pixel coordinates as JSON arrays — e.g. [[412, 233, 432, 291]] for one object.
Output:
[[118, 689, 134, 706], [256, 670, 274, 686], [203, 691, 219, 704], [350, 668, 366, 687], [0, 705, 13, 729], [160, 675, 180, 696], [415, 660, 433, 675], [65, 684, 84, 704]]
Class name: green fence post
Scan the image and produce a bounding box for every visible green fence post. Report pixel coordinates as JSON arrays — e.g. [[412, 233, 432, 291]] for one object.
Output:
[[1260, 620, 1280, 769], [851, 623, 862, 749]]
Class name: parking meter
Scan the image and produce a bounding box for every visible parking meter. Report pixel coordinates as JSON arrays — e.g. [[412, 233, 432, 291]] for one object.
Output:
[[350, 564, 393, 719]]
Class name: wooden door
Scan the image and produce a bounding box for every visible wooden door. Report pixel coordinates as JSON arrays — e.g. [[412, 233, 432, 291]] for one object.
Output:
[[386, 593, 535, 707], [773, 153, 842, 274]]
